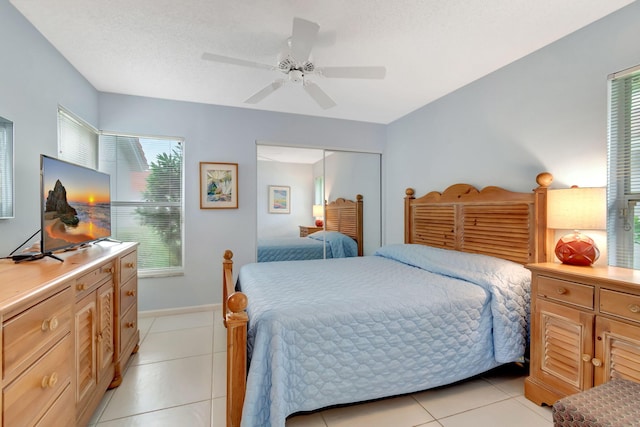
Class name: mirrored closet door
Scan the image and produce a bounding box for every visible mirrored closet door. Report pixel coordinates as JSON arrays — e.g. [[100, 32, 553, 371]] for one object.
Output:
[[256, 143, 381, 261]]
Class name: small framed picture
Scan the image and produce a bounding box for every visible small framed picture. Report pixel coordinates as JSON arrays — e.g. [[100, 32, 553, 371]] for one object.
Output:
[[200, 162, 238, 209], [268, 185, 290, 214]]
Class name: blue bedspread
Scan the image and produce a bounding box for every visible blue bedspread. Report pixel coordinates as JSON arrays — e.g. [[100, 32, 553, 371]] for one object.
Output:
[[257, 231, 357, 262], [237, 244, 531, 427]]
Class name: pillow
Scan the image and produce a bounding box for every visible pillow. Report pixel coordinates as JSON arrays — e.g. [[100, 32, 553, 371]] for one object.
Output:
[[374, 244, 530, 290], [308, 231, 357, 257]]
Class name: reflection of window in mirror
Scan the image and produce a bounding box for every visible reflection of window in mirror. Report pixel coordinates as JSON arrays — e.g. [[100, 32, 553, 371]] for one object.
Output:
[[0, 116, 14, 218], [314, 176, 324, 205]]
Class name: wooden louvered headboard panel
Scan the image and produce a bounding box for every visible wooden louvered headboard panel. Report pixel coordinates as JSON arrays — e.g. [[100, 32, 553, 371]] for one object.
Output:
[[404, 173, 551, 264], [325, 195, 364, 256]]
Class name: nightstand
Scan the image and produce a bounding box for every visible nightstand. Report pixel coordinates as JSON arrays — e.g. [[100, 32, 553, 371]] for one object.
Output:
[[299, 225, 323, 237], [525, 262, 640, 407]]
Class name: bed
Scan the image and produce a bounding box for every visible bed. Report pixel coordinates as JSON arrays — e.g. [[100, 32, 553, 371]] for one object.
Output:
[[222, 173, 553, 427], [257, 195, 364, 261]]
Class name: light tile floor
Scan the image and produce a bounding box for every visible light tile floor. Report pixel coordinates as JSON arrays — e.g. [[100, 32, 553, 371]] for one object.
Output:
[[88, 307, 553, 427]]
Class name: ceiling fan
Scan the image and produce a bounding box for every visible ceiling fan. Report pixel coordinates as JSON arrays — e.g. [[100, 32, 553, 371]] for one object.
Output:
[[202, 17, 386, 109]]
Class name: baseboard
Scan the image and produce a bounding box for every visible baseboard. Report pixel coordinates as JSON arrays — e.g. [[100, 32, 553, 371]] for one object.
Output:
[[139, 303, 223, 318]]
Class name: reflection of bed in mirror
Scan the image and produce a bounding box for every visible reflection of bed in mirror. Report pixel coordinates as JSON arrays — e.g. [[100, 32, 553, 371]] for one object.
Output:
[[257, 195, 363, 262]]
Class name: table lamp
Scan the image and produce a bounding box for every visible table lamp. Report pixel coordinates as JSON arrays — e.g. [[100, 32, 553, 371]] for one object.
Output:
[[547, 187, 606, 266], [313, 204, 324, 227]]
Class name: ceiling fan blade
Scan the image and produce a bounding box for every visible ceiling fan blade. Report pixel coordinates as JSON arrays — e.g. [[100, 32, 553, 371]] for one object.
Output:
[[202, 52, 275, 71], [303, 81, 336, 109], [290, 17, 320, 62], [244, 79, 285, 104], [317, 66, 387, 79]]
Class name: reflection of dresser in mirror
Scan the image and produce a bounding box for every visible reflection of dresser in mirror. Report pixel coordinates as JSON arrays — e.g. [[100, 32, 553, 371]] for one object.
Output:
[[299, 225, 323, 237], [257, 144, 381, 259]]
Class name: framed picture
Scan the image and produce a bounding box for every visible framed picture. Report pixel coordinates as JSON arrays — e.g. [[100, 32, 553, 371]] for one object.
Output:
[[268, 185, 290, 214], [200, 162, 238, 209]]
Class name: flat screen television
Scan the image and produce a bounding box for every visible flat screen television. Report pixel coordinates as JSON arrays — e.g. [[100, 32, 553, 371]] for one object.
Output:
[[40, 155, 112, 254]]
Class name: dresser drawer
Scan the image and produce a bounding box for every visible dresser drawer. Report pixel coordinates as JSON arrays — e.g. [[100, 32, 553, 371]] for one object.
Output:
[[75, 261, 115, 299], [537, 275, 594, 310], [3, 287, 72, 381], [120, 303, 138, 355], [34, 383, 74, 427], [600, 289, 640, 324], [3, 333, 72, 427], [120, 275, 137, 315], [120, 250, 138, 284]]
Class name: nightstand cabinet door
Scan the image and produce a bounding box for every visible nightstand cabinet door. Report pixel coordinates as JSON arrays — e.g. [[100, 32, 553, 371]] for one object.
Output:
[[531, 299, 594, 397], [595, 316, 640, 386]]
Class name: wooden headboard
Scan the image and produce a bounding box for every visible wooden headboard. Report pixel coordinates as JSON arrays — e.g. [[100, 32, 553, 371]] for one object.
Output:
[[325, 195, 364, 256], [404, 173, 552, 264]]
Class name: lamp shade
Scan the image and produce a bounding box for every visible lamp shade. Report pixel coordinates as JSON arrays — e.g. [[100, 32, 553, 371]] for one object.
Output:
[[313, 204, 324, 227], [547, 187, 606, 230], [547, 187, 606, 266]]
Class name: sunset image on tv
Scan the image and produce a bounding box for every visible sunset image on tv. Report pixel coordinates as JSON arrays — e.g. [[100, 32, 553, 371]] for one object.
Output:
[[41, 156, 111, 253]]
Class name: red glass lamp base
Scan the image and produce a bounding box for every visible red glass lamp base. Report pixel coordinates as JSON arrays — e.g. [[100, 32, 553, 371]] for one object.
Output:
[[554, 231, 600, 266], [315, 219, 324, 227]]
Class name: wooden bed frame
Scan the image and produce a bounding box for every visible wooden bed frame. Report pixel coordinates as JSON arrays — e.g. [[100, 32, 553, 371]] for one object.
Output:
[[222, 173, 552, 427], [324, 194, 364, 256]]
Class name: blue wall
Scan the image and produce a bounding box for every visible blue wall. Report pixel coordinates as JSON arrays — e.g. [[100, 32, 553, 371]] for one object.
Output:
[[2, 0, 640, 310], [384, 2, 640, 244]]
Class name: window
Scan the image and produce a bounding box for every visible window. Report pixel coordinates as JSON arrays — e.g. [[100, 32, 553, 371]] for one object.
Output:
[[314, 175, 324, 205], [607, 64, 640, 268], [57, 108, 184, 276], [0, 116, 14, 218], [100, 134, 184, 277]]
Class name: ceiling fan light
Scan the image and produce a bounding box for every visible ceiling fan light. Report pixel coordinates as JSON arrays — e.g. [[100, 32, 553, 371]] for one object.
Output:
[[289, 69, 304, 83]]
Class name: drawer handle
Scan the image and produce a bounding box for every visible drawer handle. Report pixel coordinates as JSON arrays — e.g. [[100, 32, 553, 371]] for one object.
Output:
[[76, 283, 86, 291], [125, 321, 136, 329], [582, 354, 591, 362], [126, 290, 136, 297], [103, 266, 114, 274], [556, 287, 567, 295], [591, 358, 602, 367], [41, 316, 59, 332], [628, 304, 640, 314], [41, 372, 58, 389], [125, 262, 136, 269]]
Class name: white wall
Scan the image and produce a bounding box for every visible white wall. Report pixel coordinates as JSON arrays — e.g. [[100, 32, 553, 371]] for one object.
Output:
[[384, 2, 640, 250], [0, 0, 98, 256]]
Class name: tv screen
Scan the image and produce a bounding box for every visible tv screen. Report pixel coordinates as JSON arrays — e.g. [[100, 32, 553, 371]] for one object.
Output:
[[41, 155, 111, 254]]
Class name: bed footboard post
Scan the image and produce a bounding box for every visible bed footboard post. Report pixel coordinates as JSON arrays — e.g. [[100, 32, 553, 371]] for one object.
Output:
[[222, 250, 249, 427]]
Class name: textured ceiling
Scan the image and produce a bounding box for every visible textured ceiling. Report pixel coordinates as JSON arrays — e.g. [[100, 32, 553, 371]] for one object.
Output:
[[10, 0, 634, 124]]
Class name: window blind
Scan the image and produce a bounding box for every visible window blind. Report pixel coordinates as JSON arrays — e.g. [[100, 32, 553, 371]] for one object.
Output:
[[607, 64, 640, 268], [0, 118, 13, 218], [100, 134, 184, 276], [57, 107, 99, 169]]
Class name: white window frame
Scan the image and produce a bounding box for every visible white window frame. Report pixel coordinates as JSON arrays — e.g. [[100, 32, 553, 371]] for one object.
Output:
[[607, 64, 640, 268]]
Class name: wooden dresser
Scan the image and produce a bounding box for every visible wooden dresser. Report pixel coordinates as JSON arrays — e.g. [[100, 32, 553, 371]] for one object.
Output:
[[298, 225, 323, 237], [0, 241, 139, 426], [525, 262, 640, 406]]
